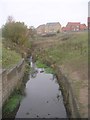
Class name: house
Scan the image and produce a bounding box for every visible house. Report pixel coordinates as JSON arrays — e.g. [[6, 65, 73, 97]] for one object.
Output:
[[66, 22, 80, 32], [36, 22, 61, 35], [62, 22, 87, 32], [36, 24, 45, 34], [80, 24, 87, 31], [45, 22, 61, 33], [62, 27, 70, 32]]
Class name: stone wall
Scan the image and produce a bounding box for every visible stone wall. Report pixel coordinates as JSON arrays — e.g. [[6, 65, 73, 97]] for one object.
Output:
[[1, 59, 25, 105]]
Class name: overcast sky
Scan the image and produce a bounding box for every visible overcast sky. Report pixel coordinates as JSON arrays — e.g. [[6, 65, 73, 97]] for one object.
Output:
[[0, 0, 89, 28]]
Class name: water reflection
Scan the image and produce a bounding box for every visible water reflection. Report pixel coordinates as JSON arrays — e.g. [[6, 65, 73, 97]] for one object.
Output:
[[30, 61, 37, 78], [15, 58, 67, 118], [31, 68, 38, 78]]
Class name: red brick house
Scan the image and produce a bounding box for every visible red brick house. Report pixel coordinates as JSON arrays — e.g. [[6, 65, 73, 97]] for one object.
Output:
[[66, 22, 80, 32], [62, 27, 70, 32], [80, 24, 87, 30], [62, 22, 87, 32]]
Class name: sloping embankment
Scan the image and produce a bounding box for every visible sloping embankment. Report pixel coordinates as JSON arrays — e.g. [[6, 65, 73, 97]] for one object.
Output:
[[32, 32, 88, 118]]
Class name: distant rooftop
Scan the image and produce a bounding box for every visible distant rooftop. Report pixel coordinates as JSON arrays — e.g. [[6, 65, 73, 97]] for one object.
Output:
[[46, 22, 60, 25], [37, 24, 45, 28], [67, 22, 80, 25]]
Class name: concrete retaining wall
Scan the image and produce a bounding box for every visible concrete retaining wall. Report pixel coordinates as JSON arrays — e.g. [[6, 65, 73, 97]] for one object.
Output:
[[55, 65, 81, 118], [1, 59, 25, 105]]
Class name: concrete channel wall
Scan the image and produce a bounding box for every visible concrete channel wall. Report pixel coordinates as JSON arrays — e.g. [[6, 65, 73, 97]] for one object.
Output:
[[1, 59, 25, 105], [55, 65, 81, 118]]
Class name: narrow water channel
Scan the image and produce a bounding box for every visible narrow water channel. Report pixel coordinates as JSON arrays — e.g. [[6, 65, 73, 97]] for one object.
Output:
[[15, 60, 67, 118]]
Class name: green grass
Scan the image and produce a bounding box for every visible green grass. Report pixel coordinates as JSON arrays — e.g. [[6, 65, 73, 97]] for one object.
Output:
[[45, 67, 54, 74], [36, 60, 54, 74], [3, 94, 22, 114], [2, 47, 21, 69], [36, 60, 47, 68], [47, 32, 88, 65]]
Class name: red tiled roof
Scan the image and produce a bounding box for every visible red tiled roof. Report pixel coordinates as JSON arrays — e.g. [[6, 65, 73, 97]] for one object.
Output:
[[67, 22, 80, 26]]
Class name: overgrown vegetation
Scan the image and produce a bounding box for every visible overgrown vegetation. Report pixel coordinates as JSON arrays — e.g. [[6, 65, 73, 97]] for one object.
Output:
[[35, 32, 88, 74], [2, 16, 29, 46], [2, 47, 21, 69], [1, 16, 35, 68], [2, 16, 34, 63]]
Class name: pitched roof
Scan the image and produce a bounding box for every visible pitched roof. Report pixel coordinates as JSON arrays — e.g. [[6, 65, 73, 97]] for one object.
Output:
[[46, 22, 60, 26], [37, 24, 45, 28], [67, 22, 80, 26]]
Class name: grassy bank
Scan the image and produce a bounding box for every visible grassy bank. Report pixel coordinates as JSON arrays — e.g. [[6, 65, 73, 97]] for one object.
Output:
[[2, 47, 21, 69], [0, 36, 22, 69], [2, 93, 22, 118], [34, 32, 88, 80], [33, 31, 88, 118]]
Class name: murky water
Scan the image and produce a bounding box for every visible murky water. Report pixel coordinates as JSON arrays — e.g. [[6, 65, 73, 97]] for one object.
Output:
[[16, 61, 67, 118]]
